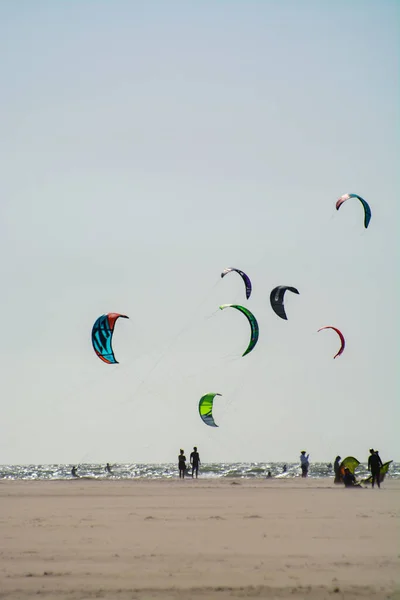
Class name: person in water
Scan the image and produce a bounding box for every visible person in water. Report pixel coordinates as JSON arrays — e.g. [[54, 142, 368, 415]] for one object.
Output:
[[282, 464, 287, 473], [266, 471, 272, 478], [105, 463, 112, 474], [71, 466, 78, 478], [334, 456, 342, 484], [368, 448, 383, 488], [178, 449, 186, 479], [190, 447, 201, 479], [300, 451, 309, 477]]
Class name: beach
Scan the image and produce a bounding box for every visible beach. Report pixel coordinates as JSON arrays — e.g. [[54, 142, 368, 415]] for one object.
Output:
[[0, 478, 398, 599]]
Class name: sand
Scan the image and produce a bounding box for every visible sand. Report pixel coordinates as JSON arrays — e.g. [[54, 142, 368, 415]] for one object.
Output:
[[0, 477, 398, 600]]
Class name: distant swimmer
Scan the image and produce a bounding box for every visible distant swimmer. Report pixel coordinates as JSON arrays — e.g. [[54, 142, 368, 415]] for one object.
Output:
[[327, 462, 332, 470], [71, 466, 78, 478], [190, 446, 201, 479], [300, 451, 309, 477], [368, 448, 383, 489], [334, 456, 342, 484], [105, 463, 112, 474], [178, 449, 186, 479]]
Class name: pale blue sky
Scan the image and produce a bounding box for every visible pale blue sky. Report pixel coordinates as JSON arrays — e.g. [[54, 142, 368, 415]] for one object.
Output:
[[1, 1, 398, 464]]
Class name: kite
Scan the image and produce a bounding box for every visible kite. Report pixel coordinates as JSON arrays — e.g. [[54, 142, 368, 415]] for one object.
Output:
[[221, 267, 252, 299], [336, 193, 371, 229], [219, 304, 259, 356], [270, 286, 299, 320], [340, 456, 360, 476], [91, 313, 128, 364], [198, 393, 221, 427], [317, 326, 345, 359], [362, 461, 393, 485]]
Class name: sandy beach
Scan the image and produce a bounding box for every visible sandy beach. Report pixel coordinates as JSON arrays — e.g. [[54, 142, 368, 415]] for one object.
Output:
[[0, 477, 398, 599]]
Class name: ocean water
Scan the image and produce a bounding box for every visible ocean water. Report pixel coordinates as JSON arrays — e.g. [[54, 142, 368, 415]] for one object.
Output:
[[0, 462, 399, 481]]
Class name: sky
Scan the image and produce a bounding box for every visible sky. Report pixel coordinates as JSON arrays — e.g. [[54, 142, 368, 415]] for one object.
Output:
[[0, 0, 398, 465]]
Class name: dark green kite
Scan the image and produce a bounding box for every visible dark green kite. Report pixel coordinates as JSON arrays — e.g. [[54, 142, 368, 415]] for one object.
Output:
[[219, 304, 259, 357]]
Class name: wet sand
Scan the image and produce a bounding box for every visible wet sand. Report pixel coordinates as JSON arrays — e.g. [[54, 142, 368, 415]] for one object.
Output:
[[0, 478, 399, 599]]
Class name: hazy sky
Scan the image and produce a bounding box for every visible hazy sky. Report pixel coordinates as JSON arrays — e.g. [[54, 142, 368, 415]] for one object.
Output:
[[1, 1, 398, 465]]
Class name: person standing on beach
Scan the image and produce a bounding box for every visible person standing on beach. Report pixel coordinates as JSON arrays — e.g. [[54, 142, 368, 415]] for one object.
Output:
[[178, 449, 186, 479], [334, 456, 342, 484], [300, 451, 309, 477], [368, 448, 383, 488], [190, 447, 201, 479]]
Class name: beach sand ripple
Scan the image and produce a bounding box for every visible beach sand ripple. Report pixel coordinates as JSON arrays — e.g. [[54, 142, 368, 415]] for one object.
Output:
[[0, 478, 399, 599]]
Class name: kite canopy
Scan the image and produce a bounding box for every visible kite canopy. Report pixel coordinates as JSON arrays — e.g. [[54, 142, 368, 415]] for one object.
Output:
[[219, 304, 259, 356], [198, 393, 221, 427], [336, 193, 371, 229], [270, 286, 299, 320], [221, 267, 252, 300], [91, 313, 128, 364], [318, 326, 345, 359], [340, 456, 360, 475]]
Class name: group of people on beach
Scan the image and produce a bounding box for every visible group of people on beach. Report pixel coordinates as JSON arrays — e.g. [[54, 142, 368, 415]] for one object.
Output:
[[178, 447, 201, 479], [300, 448, 386, 488], [70, 448, 387, 485], [334, 449, 384, 488]]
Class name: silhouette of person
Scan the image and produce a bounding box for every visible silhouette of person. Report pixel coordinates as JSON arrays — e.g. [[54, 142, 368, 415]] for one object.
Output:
[[300, 451, 309, 477], [178, 449, 186, 479], [190, 447, 201, 478], [368, 449, 383, 489]]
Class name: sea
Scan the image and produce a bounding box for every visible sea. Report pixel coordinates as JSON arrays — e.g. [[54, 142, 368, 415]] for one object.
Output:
[[0, 462, 399, 481]]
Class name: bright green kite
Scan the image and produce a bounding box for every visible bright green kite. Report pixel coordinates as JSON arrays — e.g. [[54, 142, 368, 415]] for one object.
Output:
[[198, 393, 221, 427]]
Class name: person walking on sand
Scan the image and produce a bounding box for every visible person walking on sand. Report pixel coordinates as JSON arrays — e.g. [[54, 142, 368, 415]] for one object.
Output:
[[178, 449, 186, 479], [334, 456, 342, 484], [368, 448, 383, 488], [300, 451, 309, 477], [190, 446, 201, 479]]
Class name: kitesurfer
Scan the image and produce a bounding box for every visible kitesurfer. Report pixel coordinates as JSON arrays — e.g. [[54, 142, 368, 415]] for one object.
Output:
[[178, 449, 186, 479], [105, 463, 112, 474], [300, 451, 309, 477], [71, 466, 78, 478], [334, 456, 342, 484], [368, 449, 383, 488], [190, 447, 201, 479]]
